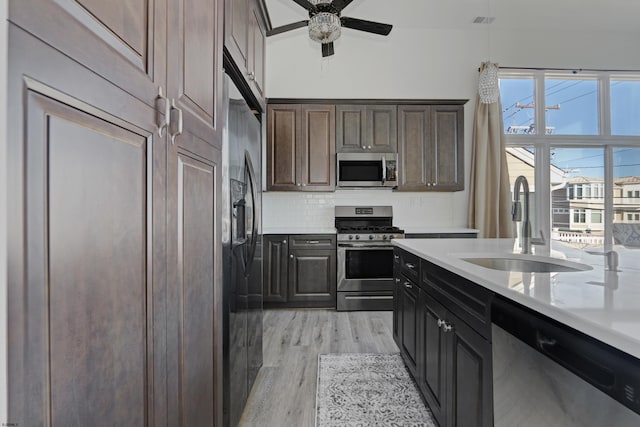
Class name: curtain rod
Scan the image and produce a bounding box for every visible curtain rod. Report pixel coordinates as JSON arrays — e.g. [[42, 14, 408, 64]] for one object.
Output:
[[478, 65, 640, 73]]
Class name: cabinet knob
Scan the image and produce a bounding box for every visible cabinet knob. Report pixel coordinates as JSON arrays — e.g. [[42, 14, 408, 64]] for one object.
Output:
[[403, 282, 412, 289], [290, 254, 294, 259], [302, 183, 306, 187], [394, 255, 399, 260], [282, 240, 287, 244], [248, 71, 255, 81], [395, 278, 400, 283], [405, 262, 415, 270], [297, 183, 301, 187], [437, 319, 446, 328], [427, 183, 431, 187], [442, 323, 453, 333]]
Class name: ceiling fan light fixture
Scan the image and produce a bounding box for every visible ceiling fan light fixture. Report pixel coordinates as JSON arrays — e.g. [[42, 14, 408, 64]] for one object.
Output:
[[308, 12, 341, 43]]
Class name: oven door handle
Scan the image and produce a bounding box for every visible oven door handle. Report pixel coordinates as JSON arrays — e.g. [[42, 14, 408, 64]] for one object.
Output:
[[337, 243, 393, 248]]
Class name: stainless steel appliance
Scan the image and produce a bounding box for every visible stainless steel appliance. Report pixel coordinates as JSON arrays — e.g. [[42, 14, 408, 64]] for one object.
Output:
[[222, 73, 262, 427], [336, 152, 398, 188], [335, 206, 404, 311]]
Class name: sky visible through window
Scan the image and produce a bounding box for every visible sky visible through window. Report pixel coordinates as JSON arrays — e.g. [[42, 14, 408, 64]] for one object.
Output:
[[500, 77, 640, 179]]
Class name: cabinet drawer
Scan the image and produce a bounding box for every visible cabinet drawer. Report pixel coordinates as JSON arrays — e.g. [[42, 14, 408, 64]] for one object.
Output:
[[288, 234, 336, 250], [399, 250, 419, 279], [421, 260, 493, 340]]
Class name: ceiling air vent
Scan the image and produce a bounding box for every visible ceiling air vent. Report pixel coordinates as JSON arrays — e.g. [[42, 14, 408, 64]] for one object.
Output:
[[473, 16, 495, 24]]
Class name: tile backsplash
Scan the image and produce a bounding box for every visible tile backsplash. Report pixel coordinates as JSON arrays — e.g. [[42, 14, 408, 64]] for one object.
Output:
[[262, 190, 469, 230]]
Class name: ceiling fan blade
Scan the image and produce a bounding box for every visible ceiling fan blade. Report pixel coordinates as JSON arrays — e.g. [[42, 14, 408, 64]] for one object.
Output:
[[321, 42, 335, 57], [266, 20, 309, 36], [330, 0, 354, 12], [292, 0, 317, 11], [340, 17, 392, 35]]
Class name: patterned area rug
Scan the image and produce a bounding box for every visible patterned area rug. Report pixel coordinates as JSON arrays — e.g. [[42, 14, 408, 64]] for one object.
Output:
[[316, 353, 436, 427]]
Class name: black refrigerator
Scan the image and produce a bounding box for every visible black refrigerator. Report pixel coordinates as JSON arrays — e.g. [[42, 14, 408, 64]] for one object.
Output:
[[222, 73, 263, 427]]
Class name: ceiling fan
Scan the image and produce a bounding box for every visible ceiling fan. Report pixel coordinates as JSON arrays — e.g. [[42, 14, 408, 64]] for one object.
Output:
[[267, 0, 393, 58]]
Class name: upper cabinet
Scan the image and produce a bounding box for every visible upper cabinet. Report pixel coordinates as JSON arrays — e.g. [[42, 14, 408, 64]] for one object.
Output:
[[267, 104, 336, 191], [336, 104, 397, 153], [225, 0, 267, 106], [167, 0, 224, 147], [8, 0, 167, 108], [398, 104, 464, 191]]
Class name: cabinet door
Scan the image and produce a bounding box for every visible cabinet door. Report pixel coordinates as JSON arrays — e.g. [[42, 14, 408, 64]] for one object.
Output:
[[397, 105, 431, 190], [418, 290, 448, 427], [336, 104, 367, 152], [400, 277, 419, 376], [225, 0, 250, 73], [300, 104, 336, 190], [431, 105, 464, 191], [367, 105, 397, 152], [9, 0, 166, 107], [7, 28, 167, 426], [267, 104, 301, 190], [167, 0, 224, 149], [448, 314, 493, 427], [263, 235, 289, 303], [288, 249, 337, 306], [393, 275, 402, 347], [166, 144, 222, 426], [248, 0, 266, 100]]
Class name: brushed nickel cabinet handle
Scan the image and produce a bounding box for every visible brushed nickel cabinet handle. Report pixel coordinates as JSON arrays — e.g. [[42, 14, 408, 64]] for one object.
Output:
[[306, 240, 320, 244], [403, 282, 412, 289], [405, 262, 415, 269], [156, 87, 170, 137], [169, 99, 183, 145]]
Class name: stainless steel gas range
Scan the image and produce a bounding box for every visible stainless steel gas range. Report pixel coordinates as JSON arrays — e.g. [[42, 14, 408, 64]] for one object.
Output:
[[335, 206, 404, 311]]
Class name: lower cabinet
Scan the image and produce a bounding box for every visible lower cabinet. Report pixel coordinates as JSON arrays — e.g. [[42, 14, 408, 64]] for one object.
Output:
[[263, 234, 336, 308], [394, 248, 493, 427]]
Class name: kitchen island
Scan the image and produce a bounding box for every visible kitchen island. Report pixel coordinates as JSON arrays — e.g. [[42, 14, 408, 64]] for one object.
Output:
[[392, 237, 640, 427]]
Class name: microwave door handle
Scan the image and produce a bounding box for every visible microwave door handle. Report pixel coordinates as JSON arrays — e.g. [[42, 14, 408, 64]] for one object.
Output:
[[382, 156, 386, 185]]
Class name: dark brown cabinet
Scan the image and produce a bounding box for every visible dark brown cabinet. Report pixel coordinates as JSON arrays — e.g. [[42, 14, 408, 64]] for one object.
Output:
[[263, 234, 337, 308], [263, 235, 289, 303], [225, 0, 267, 105], [397, 105, 464, 191], [336, 104, 397, 153], [393, 248, 493, 427], [8, 0, 224, 424], [267, 104, 336, 191]]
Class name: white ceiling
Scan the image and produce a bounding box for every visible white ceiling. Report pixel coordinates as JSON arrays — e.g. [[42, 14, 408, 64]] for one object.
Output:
[[265, 0, 640, 34]]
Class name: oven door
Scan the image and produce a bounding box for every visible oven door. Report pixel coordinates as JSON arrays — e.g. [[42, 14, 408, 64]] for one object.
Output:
[[337, 242, 394, 292]]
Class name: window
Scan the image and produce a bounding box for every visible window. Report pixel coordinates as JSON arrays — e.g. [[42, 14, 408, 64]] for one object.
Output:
[[628, 214, 633, 221], [611, 78, 640, 136], [500, 70, 640, 255], [574, 209, 586, 223], [636, 214, 640, 221]]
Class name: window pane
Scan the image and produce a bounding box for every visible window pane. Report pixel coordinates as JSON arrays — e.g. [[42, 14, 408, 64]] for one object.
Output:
[[551, 148, 604, 250], [500, 78, 536, 135], [611, 79, 640, 136], [545, 78, 599, 135], [613, 148, 640, 259]]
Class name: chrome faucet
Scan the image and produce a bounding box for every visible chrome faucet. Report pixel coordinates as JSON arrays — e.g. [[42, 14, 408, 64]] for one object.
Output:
[[512, 175, 545, 254]]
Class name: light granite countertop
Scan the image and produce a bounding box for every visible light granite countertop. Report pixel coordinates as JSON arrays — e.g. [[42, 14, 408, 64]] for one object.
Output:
[[402, 227, 479, 235], [392, 237, 640, 360]]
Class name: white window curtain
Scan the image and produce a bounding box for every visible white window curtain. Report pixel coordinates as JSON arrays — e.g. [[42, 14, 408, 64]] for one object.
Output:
[[467, 62, 514, 238]]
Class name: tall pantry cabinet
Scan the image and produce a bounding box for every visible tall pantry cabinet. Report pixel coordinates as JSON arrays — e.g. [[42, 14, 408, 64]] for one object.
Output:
[[6, 0, 224, 425]]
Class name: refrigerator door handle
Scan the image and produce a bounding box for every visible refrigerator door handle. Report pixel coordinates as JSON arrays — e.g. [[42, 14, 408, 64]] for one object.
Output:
[[244, 152, 259, 271]]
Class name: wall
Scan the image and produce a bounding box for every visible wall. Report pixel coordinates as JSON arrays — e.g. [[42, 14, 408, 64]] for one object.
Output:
[[264, 20, 640, 229], [0, 2, 7, 423]]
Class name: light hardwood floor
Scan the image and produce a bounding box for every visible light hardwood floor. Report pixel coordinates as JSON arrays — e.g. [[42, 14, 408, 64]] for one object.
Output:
[[239, 309, 399, 427]]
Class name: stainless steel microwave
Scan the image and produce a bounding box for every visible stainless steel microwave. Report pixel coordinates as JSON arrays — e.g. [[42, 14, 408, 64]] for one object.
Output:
[[336, 152, 398, 188]]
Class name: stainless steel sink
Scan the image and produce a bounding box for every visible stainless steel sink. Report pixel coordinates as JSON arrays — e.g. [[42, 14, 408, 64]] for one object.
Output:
[[460, 254, 593, 273]]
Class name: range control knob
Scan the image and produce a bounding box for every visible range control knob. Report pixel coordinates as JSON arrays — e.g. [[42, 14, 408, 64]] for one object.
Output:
[[382, 235, 388, 240], [348, 235, 353, 240], [355, 235, 360, 240], [369, 235, 374, 240]]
